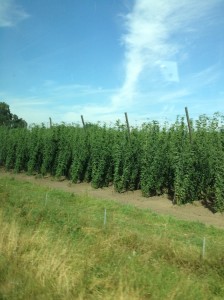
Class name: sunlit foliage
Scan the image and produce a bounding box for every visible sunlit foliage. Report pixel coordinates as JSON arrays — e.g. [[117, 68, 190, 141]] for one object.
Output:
[[0, 113, 224, 211]]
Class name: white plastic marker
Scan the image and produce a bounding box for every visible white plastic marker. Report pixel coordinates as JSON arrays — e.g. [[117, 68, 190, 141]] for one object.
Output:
[[202, 237, 206, 259], [104, 208, 107, 226]]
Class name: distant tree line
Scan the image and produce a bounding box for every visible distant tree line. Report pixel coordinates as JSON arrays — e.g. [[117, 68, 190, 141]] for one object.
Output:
[[0, 102, 27, 128]]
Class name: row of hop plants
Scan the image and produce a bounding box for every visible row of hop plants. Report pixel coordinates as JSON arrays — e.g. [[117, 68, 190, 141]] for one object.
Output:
[[0, 113, 224, 211]]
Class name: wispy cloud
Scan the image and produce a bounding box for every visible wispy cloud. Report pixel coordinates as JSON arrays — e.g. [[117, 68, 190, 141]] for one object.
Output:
[[41, 80, 115, 96], [191, 65, 221, 86], [0, 0, 29, 27], [50, 83, 116, 99], [3, 0, 222, 125], [6, 83, 119, 124], [111, 0, 221, 108]]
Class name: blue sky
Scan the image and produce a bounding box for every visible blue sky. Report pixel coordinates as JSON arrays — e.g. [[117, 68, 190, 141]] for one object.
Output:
[[0, 0, 224, 126]]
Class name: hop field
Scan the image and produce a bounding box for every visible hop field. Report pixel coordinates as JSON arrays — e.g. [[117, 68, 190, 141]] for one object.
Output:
[[0, 113, 224, 211]]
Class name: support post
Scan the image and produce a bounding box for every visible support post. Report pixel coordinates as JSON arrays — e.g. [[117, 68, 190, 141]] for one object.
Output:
[[81, 115, 85, 128], [125, 112, 131, 140], [185, 107, 192, 144], [49, 117, 52, 128]]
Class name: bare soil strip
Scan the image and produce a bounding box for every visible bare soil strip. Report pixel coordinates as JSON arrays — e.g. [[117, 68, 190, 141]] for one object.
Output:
[[1, 170, 224, 229]]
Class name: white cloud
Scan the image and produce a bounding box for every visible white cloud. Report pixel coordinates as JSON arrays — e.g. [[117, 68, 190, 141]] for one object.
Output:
[[0, 0, 29, 27], [111, 0, 221, 108], [2, 0, 222, 125], [191, 65, 221, 86], [4, 96, 51, 125], [51, 83, 116, 98], [5, 83, 119, 125], [158, 89, 191, 103]]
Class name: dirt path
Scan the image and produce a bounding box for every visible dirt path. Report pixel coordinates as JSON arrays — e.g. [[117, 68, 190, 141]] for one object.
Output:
[[1, 170, 224, 229]]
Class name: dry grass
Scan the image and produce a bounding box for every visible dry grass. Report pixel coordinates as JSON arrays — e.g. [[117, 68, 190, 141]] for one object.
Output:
[[0, 211, 79, 297], [1, 177, 224, 299], [0, 209, 145, 299]]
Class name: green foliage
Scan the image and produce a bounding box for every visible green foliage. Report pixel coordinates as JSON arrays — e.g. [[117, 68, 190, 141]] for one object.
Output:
[[27, 126, 44, 174], [0, 102, 11, 126], [40, 126, 58, 175], [1, 177, 224, 299], [169, 117, 196, 204], [113, 123, 141, 192], [0, 101, 27, 128], [69, 126, 89, 182], [14, 128, 29, 172], [89, 124, 114, 188], [0, 127, 9, 166], [5, 130, 18, 170], [0, 113, 224, 211], [54, 125, 73, 178], [141, 121, 169, 196]]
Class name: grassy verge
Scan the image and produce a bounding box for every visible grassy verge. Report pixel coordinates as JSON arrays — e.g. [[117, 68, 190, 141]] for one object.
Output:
[[0, 176, 224, 299]]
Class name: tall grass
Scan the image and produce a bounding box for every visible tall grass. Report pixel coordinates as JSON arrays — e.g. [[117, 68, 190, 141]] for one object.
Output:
[[0, 176, 224, 299]]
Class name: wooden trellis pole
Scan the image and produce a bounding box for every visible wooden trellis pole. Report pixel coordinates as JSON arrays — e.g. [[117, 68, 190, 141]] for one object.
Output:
[[125, 112, 131, 140], [81, 115, 85, 128], [185, 107, 192, 144]]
